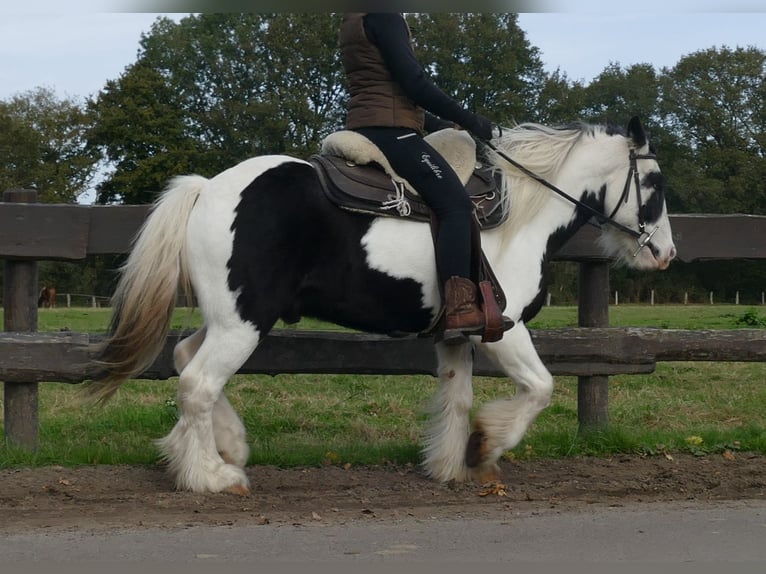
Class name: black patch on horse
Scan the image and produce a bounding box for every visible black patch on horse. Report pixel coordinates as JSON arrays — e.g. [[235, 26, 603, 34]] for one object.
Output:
[[640, 172, 666, 225], [520, 185, 605, 323], [227, 161, 434, 336]]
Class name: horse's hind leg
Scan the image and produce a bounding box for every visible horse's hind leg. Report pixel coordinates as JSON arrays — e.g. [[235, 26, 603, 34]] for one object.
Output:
[[421, 341, 475, 482], [158, 323, 260, 494], [468, 324, 554, 480], [173, 328, 249, 468]]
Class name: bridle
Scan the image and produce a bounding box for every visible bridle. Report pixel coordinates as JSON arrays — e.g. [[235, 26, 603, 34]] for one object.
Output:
[[483, 139, 659, 257]]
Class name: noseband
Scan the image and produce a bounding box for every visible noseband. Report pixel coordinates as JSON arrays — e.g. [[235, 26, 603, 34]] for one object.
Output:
[[483, 139, 659, 257]]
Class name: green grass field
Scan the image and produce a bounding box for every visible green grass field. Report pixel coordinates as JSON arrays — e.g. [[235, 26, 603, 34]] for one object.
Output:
[[23, 303, 766, 332], [1, 305, 764, 468]]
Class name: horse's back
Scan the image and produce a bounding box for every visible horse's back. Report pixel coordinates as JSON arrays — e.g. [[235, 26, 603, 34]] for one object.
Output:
[[202, 155, 306, 200]]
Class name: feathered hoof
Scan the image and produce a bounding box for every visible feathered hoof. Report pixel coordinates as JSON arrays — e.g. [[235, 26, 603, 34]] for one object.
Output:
[[465, 429, 488, 468], [223, 483, 251, 497], [465, 427, 501, 483], [219, 448, 249, 468], [167, 461, 251, 494]]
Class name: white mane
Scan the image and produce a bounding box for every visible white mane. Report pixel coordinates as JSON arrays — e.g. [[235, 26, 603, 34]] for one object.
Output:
[[487, 122, 600, 244]]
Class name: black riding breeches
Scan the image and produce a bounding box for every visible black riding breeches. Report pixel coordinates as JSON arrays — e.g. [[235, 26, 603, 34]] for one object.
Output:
[[353, 127, 474, 284]]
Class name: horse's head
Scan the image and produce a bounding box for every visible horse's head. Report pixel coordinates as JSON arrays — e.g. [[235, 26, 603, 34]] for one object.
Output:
[[598, 117, 676, 270]]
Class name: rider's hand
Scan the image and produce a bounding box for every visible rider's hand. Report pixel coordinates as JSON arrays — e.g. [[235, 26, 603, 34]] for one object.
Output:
[[462, 113, 494, 141]]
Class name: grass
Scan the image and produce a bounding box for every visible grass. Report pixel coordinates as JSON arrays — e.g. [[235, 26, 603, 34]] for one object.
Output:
[[22, 303, 766, 332], [1, 305, 764, 468], [525, 304, 766, 330]]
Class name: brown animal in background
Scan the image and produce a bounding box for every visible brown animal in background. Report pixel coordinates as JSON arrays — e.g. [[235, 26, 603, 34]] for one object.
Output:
[[38, 286, 56, 308]]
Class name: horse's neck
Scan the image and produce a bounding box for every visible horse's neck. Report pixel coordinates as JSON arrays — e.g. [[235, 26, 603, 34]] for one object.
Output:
[[496, 169, 586, 252]]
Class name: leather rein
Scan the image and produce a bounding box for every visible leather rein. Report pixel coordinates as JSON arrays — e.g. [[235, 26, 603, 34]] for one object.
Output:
[[482, 138, 659, 257]]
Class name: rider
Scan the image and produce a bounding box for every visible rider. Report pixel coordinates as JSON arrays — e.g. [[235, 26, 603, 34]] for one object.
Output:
[[339, 12, 511, 343]]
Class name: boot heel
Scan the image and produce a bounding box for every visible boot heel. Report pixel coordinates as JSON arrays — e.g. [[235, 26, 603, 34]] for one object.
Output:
[[441, 329, 469, 346]]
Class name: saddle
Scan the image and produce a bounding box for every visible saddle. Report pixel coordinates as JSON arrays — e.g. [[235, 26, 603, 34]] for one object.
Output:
[[309, 129, 506, 229], [310, 129, 511, 342]]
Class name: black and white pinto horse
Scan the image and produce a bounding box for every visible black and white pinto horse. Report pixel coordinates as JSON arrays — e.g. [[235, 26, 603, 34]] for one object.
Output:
[[89, 117, 676, 494]]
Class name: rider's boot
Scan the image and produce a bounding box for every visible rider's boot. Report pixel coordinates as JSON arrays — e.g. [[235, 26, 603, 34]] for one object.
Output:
[[442, 276, 486, 345]]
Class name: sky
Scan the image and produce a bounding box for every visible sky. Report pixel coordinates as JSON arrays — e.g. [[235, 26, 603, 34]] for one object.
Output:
[[1, 2, 765, 102]]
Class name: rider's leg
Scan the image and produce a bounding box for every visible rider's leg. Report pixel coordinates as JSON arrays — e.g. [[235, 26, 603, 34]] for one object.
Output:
[[354, 127, 487, 341]]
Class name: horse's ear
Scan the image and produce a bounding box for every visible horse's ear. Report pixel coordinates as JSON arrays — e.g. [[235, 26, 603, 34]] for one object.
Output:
[[627, 116, 647, 148]]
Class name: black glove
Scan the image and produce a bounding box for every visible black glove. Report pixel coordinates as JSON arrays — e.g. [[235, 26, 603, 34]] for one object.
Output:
[[461, 112, 494, 141]]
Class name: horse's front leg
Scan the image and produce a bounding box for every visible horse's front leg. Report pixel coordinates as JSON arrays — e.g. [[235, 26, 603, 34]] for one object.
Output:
[[421, 341, 475, 482], [468, 323, 554, 481]]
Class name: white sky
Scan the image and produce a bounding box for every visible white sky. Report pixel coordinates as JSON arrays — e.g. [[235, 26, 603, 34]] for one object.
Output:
[[1, 4, 764, 101], [518, 12, 766, 84]]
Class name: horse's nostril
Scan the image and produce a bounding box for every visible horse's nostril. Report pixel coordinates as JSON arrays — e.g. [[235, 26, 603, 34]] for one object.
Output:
[[669, 246, 677, 260]]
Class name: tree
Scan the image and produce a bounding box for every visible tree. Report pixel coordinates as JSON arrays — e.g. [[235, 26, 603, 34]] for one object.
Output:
[[580, 63, 661, 125], [533, 69, 587, 125], [87, 62, 200, 204], [134, 13, 346, 158], [660, 46, 766, 214], [0, 88, 96, 203], [411, 13, 546, 125], [88, 13, 346, 204]]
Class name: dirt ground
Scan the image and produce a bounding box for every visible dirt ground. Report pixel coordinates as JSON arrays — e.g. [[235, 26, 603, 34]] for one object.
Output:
[[1, 453, 764, 533]]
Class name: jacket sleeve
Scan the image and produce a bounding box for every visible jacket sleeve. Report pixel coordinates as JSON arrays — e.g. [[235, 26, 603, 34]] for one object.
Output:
[[424, 112, 456, 133], [363, 13, 489, 136]]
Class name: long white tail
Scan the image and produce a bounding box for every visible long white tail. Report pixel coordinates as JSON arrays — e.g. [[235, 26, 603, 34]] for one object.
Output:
[[87, 175, 207, 401]]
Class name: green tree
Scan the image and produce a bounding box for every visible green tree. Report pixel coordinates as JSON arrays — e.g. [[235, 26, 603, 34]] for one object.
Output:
[[135, 13, 343, 158], [580, 63, 661, 125], [88, 13, 346, 204], [0, 87, 96, 203], [660, 46, 766, 214], [411, 13, 546, 125], [88, 63, 198, 204], [533, 70, 587, 125]]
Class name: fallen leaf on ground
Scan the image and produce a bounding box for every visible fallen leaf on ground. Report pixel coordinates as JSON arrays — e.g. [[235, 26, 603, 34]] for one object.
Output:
[[479, 481, 508, 497]]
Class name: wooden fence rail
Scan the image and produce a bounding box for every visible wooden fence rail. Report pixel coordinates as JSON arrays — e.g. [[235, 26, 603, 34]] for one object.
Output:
[[2, 187, 766, 450], [3, 328, 765, 384]]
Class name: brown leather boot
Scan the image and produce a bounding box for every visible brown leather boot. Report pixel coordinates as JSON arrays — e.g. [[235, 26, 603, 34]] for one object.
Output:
[[443, 276, 485, 345]]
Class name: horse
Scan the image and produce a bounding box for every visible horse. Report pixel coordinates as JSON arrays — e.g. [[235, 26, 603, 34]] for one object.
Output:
[[38, 286, 56, 308], [87, 116, 676, 494]]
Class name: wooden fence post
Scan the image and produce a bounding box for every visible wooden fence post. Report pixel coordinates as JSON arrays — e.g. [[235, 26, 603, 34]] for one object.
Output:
[[577, 261, 610, 428], [2, 188, 40, 450]]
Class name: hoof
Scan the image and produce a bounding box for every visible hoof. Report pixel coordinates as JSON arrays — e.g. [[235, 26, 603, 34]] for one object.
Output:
[[465, 429, 487, 468], [466, 428, 501, 483], [474, 463, 501, 484], [223, 483, 251, 497]]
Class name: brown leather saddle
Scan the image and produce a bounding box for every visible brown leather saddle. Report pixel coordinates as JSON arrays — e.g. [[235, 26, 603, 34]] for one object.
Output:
[[309, 154, 505, 229], [310, 152, 512, 342]]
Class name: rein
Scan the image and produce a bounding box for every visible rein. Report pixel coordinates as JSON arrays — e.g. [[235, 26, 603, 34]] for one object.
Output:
[[482, 138, 658, 257]]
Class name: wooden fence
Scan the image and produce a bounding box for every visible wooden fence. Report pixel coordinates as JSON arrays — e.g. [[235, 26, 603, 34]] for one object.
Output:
[[2, 187, 766, 450]]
